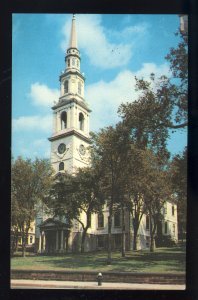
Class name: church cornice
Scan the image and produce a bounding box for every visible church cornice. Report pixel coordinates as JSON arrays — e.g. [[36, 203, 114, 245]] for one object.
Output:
[[52, 97, 91, 113], [59, 70, 85, 81], [48, 129, 92, 144]]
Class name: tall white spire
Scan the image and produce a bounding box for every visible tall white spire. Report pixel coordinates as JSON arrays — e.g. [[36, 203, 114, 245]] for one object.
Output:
[[69, 14, 77, 48]]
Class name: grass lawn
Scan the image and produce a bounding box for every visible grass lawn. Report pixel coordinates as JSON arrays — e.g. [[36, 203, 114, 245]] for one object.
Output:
[[11, 245, 185, 273]]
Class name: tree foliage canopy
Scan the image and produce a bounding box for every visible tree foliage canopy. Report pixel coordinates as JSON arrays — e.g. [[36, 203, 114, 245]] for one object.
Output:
[[118, 31, 187, 160], [11, 157, 53, 255]]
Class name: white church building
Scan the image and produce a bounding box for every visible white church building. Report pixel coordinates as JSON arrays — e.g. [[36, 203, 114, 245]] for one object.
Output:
[[35, 15, 178, 254]]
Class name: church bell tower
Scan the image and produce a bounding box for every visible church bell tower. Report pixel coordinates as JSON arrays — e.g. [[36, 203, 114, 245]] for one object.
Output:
[[49, 15, 91, 174]]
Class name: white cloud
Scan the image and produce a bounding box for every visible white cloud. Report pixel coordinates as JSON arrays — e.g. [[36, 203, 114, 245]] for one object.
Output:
[[29, 82, 59, 107], [86, 62, 170, 131], [32, 139, 51, 158], [13, 138, 50, 159], [61, 14, 148, 69], [12, 115, 52, 132]]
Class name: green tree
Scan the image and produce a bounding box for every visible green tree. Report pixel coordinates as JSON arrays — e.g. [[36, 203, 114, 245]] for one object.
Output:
[[170, 147, 187, 240], [73, 167, 104, 253], [141, 151, 172, 252], [47, 167, 104, 253], [11, 157, 53, 256], [118, 30, 187, 136], [91, 124, 130, 262], [116, 30, 188, 251], [124, 145, 147, 251]]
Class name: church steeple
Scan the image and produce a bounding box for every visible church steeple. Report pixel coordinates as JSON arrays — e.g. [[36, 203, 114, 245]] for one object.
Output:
[[64, 14, 81, 73], [49, 14, 91, 175], [69, 14, 77, 49]]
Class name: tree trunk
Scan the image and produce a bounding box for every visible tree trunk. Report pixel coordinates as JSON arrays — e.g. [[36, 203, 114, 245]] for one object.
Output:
[[81, 228, 88, 253], [80, 212, 91, 253], [107, 215, 112, 264], [133, 229, 138, 251], [66, 231, 70, 252], [15, 234, 19, 252], [11, 230, 19, 256], [149, 215, 156, 252], [22, 232, 26, 257], [133, 216, 141, 251], [121, 206, 125, 257], [150, 234, 155, 252]]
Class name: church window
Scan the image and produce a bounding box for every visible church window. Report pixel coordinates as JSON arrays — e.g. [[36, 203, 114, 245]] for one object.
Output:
[[30, 236, 33, 244], [146, 215, 150, 230], [78, 81, 81, 94], [172, 205, 175, 216], [68, 59, 70, 67], [61, 111, 67, 129], [72, 58, 75, 66], [98, 213, 104, 228], [59, 162, 64, 171], [64, 80, 68, 94], [165, 222, 168, 234], [114, 211, 121, 227], [79, 113, 84, 131]]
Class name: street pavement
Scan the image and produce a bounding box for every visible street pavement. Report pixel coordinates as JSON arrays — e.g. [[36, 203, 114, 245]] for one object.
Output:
[[11, 279, 185, 290]]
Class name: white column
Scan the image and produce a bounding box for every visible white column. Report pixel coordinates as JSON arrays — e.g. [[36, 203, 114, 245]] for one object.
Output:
[[57, 112, 61, 131], [71, 105, 75, 129], [75, 107, 78, 129], [87, 114, 90, 134], [70, 105, 73, 128], [67, 108, 70, 128], [38, 233, 42, 252], [43, 233, 46, 252], [56, 231, 59, 251]]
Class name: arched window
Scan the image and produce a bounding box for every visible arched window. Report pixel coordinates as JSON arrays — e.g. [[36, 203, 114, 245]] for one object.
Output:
[[114, 211, 121, 227], [30, 236, 33, 244], [61, 111, 67, 129], [164, 222, 168, 234], [98, 213, 104, 228], [172, 205, 175, 216], [59, 162, 64, 171], [68, 59, 70, 67], [146, 216, 150, 230], [79, 113, 84, 131], [64, 80, 68, 94], [78, 81, 81, 95], [77, 60, 79, 68], [72, 58, 75, 66]]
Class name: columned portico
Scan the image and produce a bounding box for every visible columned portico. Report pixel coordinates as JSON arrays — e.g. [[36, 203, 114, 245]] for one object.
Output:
[[39, 219, 70, 254]]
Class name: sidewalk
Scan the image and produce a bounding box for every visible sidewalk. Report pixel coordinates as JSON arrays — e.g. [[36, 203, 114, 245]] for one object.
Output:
[[11, 279, 186, 290]]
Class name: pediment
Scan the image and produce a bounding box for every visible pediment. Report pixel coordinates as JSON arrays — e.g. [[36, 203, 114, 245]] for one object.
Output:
[[39, 218, 69, 229]]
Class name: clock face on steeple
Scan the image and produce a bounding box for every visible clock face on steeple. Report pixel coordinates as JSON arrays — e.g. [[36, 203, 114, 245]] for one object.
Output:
[[58, 143, 66, 154]]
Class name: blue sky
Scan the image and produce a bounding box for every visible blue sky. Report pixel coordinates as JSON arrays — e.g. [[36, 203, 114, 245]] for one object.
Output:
[[12, 14, 187, 159]]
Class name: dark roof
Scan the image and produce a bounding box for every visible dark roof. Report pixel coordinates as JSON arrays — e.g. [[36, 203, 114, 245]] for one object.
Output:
[[39, 218, 70, 229]]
